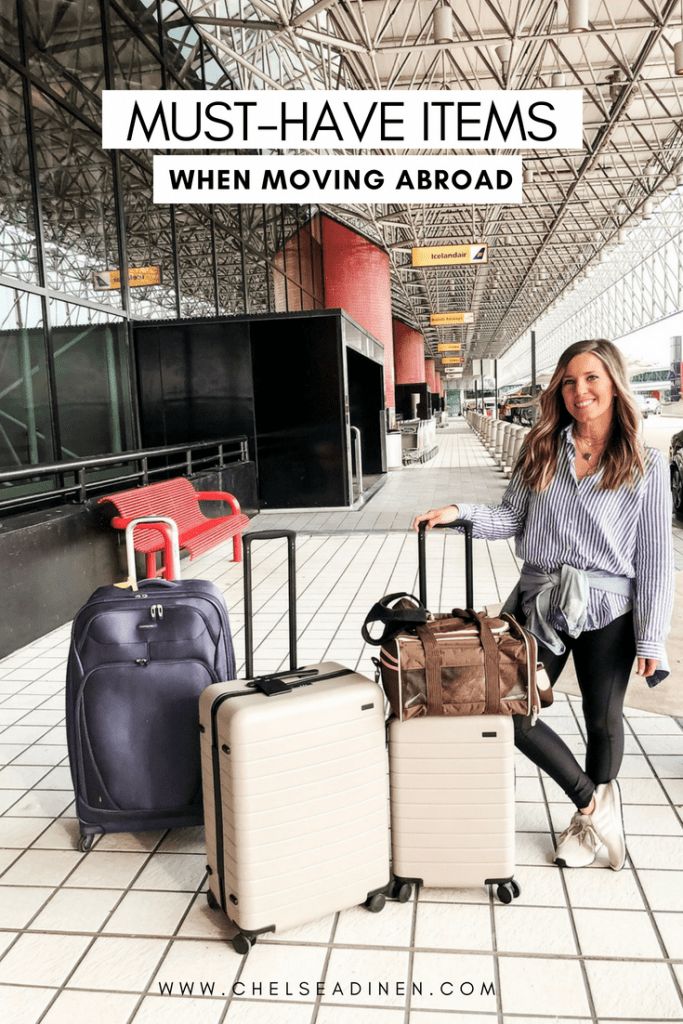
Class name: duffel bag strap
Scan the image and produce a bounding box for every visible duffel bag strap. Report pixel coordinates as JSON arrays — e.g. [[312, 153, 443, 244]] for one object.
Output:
[[415, 624, 444, 715], [361, 592, 429, 646], [451, 608, 502, 715]]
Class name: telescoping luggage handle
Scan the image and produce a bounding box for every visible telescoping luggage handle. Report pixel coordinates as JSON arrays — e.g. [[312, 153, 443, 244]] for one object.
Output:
[[243, 530, 298, 680], [124, 516, 181, 586], [418, 519, 474, 609]]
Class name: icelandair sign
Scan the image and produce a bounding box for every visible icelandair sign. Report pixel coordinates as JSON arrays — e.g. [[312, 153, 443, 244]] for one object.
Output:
[[102, 89, 582, 206]]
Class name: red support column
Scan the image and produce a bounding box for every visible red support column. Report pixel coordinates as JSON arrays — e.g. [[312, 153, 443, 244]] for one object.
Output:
[[393, 319, 426, 384], [424, 358, 437, 393], [321, 216, 395, 410]]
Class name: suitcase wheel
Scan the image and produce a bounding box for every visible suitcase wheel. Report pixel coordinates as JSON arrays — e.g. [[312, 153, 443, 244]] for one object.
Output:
[[364, 892, 387, 913], [232, 932, 254, 955], [206, 889, 220, 912], [389, 880, 413, 903], [496, 880, 521, 904], [78, 834, 95, 854]]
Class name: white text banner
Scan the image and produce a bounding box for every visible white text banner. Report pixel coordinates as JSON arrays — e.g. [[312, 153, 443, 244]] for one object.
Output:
[[104, 89, 583, 151], [153, 155, 522, 204]]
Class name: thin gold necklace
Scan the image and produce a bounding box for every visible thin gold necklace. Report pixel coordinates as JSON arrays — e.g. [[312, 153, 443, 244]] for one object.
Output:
[[575, 433, 607, 463]]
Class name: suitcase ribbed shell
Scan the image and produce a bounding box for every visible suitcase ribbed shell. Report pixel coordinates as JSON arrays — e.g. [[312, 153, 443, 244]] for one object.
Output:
[[200, 663, 390, 934], [389, 715, 515, 887]]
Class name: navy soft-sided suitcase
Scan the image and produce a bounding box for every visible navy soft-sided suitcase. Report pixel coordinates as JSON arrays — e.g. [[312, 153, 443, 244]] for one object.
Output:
[[66, 516, 235, 851]]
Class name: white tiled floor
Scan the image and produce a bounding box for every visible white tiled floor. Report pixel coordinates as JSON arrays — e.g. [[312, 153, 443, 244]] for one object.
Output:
[[0, 421, 682, 1023]]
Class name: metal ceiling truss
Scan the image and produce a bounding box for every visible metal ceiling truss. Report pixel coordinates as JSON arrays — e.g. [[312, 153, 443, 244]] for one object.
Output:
[[173, 0, 683, 374], [498, 185, 683, 385]]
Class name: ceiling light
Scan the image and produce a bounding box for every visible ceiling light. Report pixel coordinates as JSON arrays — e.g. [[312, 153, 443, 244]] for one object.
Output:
[[568, 0, 589, 32], [642, 199, 654, 219], [433, 4, 454, 44], [609, 74, 623, 103], [551, 72, 566, 87], [495, 42, 512, 75], [675, 37, 683, 75], [523, 168, 535, 184], [617, 228, 628, 244]]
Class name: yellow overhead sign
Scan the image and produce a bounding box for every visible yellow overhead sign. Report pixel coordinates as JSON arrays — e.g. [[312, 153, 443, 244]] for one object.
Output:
[[437, 343, 463, 352], [92, 265, 162, 290], [430, 312, 474, 326], [442, 357, 464, 365], [412, 244, 488, 267]]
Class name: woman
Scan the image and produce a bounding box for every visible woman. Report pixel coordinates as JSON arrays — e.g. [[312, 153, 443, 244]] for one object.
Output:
[[412, 339, 674, 871]]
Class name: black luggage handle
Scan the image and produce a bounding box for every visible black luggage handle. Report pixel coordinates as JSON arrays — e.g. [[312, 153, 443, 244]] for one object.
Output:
[[418, 520, 474, 609], [242, 530, 297, 679]]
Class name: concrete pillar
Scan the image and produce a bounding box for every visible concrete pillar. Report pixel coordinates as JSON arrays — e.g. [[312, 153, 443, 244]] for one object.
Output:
[[393, 319, 426, 384], [321, 216, 395, 409], [424, 358, 437, 393]]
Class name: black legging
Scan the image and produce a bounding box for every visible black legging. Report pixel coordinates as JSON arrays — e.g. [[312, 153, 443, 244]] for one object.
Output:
[[514, 611, 636, 809]]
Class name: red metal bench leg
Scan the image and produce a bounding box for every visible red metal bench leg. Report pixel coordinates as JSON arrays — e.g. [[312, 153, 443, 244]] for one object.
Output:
[[162, 532, 176, 580], [233, 532, 243, 563], [145, 552, 157, 580]]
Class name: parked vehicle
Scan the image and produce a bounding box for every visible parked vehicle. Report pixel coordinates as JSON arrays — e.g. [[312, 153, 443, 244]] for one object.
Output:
[[670, 429, 683, 521], [635, 394, 661, 417]]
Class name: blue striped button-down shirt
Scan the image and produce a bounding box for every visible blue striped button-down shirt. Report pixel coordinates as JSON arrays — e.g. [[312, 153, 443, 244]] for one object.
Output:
[[456, 425, 674, 666]]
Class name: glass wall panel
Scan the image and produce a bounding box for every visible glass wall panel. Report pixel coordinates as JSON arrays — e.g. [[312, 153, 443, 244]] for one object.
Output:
[[175, 206, 216, 317], [50, 300, 134, 459], [0, 62, 40, 285], [240, 205, 270, 313], [24, 0, 104, 123], [32, 88, 121, 306], [0, 1, 20, 62], [120, 153, 178, 318], [161, 4, 204, 88], [111, 0, 160, 46], [109, 5, 163, 90], [0, 284, 52, 472], [213, 206, 246, 314]]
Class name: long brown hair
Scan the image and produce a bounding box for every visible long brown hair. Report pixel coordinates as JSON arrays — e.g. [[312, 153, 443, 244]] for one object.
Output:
[[515, 339, 644, 491]]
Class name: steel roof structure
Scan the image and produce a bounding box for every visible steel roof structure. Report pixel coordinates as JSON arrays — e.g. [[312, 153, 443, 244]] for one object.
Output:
[[170, 0, 683, 370]]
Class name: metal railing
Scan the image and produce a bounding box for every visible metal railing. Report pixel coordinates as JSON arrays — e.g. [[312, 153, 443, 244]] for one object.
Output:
[[0, 436, 250, 515]]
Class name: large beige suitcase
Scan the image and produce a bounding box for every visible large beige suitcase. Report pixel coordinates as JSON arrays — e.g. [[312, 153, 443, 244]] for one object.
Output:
[[199, 531, 391, 954], [388, 714, 520, 902]]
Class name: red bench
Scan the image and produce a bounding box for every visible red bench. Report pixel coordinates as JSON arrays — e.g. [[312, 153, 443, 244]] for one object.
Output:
[[99, 477, 250, 580]]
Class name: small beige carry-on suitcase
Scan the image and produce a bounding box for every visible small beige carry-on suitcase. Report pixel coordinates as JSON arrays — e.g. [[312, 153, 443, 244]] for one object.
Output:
[[386, 522, 521, 905], [199, 530, 392, 954]]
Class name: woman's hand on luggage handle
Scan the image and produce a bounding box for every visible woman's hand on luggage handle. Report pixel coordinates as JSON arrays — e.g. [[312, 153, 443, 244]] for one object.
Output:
[[636, 657, 658, 678], [411, 505, 461, 531]]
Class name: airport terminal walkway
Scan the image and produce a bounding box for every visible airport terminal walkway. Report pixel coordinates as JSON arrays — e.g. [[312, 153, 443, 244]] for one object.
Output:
[[0, 419, 682, 1024]]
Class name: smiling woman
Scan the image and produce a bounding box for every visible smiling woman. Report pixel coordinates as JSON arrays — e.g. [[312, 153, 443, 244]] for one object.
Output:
[[412, 338, 674, 875]]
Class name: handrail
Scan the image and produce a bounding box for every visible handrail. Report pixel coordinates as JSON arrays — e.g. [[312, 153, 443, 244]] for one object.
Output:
[[350, 425, 363, 499], [0, 436, 250, 515]]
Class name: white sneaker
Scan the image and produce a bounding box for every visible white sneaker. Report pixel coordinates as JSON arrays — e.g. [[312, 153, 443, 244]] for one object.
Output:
[[590, 780, 626, 871], [554, 811, 602, 868]]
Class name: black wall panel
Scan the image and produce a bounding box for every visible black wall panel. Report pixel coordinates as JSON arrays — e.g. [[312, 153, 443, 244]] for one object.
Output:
[[250, 317, 347, 508], [134, 320, 255, 460], [347, 347, 385, 479]]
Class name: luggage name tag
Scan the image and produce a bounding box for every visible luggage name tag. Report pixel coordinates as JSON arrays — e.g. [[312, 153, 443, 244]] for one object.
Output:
[[114, 577, 138, 592], [248, 676, 293, 696]]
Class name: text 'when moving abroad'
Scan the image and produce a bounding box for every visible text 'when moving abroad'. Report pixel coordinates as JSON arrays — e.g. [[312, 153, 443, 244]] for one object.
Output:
[[153, 157, 523, 205]]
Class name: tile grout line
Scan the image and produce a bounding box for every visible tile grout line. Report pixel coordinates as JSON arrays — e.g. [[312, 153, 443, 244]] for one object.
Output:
[[536, 767, 600, 1024], [401, 885, 420, 1024]]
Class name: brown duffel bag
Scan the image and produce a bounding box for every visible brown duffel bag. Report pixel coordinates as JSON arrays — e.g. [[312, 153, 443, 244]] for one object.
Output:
[[362, 594, 551, 722]]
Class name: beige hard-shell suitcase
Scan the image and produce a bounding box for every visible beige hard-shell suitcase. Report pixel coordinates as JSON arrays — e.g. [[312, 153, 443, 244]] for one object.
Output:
[[386, 522, 521, 904], [388, 714, 519, 901], [200, 531, 391, 954]]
